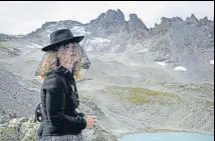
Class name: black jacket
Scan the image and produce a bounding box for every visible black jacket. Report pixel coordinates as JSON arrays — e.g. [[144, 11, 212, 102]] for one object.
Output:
[[37, 66, 86, 137]]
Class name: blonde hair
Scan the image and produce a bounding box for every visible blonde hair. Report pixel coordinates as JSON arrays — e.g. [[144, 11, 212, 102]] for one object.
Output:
[[40, 51, 56, 80], [38, 43, 84, 81]]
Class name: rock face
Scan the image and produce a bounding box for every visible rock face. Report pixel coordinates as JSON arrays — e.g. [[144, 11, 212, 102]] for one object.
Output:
[[0, 9, 214, 141], [145, 15, 214, 83], [87, 9, 127, 37]]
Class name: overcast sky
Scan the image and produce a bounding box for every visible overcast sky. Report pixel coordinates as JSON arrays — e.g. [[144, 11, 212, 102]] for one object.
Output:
[[0, 1, 214, 35]]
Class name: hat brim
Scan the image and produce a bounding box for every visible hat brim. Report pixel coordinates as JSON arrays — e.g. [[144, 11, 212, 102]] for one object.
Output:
[[41, 36, 84, 51]]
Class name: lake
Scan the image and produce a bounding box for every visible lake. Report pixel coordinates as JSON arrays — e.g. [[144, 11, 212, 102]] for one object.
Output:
[[120, 132, 214, 141]]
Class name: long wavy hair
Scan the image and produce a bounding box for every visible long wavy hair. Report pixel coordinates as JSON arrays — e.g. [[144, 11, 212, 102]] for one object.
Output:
[[37, 43, 84, 80], [39, 51, 57, 80]]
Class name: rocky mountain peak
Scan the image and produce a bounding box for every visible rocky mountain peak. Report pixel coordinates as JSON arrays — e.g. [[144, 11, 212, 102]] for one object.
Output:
[[91, 9, 125, 24], [191, 14, 198, 21], [87, 9, 127, 37], [104, 9, 125, 21], [185, 14, 199, 25], [128, 14, 149, 31], [151, 16, 185, 34], [128, 14, 139, 21], [160, 17, 183, 25], [40, 20, 82, 30], [199, 16, 211, 25]]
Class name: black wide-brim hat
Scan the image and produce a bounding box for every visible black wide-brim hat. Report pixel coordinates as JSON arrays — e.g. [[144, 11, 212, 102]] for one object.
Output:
[[41, 29, 84, 51]]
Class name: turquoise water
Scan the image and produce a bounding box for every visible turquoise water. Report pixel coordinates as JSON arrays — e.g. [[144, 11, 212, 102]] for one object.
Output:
[[120, 132, 214, 141]]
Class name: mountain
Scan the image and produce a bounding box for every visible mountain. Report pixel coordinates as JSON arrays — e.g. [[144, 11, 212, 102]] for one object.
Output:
[[2, 9, 214, 83], [0, 9, 214, 140], [0, 33, 23, 41]]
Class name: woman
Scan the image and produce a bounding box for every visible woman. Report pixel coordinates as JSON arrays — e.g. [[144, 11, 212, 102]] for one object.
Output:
[[36, 29, 96, 141]]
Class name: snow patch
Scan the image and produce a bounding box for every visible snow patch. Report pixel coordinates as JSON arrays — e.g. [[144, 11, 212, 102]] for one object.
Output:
[[91, 37, 111, 43], [71, 26, 86, 35], [27, 43, 42, 49], [174, 66, 187, 71], [209, 59, 214, 65], [138, 48, 148, 53], [157, 62, 166, 66]]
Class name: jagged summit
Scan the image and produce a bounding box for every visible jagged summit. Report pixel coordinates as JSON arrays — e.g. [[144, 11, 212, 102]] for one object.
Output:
[[91, 9, 125, 23], [128, 13, 149, 31]]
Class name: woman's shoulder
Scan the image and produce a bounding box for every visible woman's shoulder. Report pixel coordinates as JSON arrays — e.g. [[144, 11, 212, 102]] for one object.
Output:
[[42, 73, 65, 90]]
